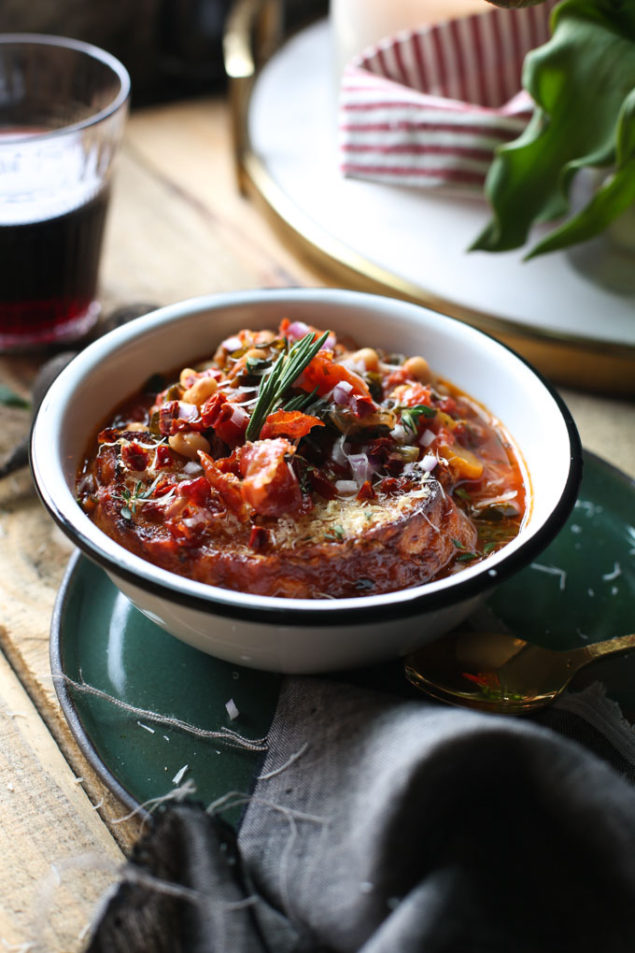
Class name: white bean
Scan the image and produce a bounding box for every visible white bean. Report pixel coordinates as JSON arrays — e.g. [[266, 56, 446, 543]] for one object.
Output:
[[181, 375, 218, 406], [168, 431, 211, 460]]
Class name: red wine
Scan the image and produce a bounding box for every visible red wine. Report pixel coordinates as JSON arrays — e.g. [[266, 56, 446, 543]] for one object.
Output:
[[0, 186, 110, 349]]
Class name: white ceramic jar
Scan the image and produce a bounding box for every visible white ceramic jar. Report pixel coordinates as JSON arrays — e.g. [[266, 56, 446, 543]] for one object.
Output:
[[331, 0, 486, 78]]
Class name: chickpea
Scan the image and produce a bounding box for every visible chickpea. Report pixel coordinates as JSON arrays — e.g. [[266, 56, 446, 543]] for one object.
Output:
[[402, 355, 431, 383], [168, 431, 211, 460], [254, 330, 276, 346], [179, 367, 198, 387], [181, 374, 218, 406], [350, 347, 379, 372], [244, 347, 268, 362]]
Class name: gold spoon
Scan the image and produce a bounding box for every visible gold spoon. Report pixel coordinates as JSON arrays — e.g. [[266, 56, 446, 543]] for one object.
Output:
[[404, 629, 635, 714]]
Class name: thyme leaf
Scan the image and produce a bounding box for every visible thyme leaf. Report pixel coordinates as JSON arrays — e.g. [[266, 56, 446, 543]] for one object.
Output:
[[399, 404, 436, 432], [324, 524, 345, 541]]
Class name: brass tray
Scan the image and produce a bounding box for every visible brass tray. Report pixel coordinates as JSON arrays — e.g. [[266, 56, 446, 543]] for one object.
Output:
[[224, 0, 635, 395]]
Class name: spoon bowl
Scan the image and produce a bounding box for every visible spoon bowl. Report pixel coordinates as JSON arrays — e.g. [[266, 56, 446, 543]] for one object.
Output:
[[405, 629, 635, 713]]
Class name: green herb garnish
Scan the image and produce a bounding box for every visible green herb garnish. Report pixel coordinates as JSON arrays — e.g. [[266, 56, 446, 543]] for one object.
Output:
[[119, 474, 163, 521], [245, 331, 329, 441], [399, 404, 436, 432], [282, 386, 319, 412], [0, 385, 30, 410], [354, 578, 375, 592], [324, 524, 345, 541]]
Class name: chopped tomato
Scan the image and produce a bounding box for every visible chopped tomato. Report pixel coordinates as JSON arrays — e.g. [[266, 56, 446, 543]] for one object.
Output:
[[249, 525, 270, 551], [296, 351, 375, 417], [365, 436, 395, 465], [215, 450, 241, 477], [177, 477, 211, 506], [260, 409, 325, 441], [198, 451, 250, 521], [438, 395, 458, 415], [375, 476, 401, 496], [158, 400, 202, 436], [356, 480, 376, 501], [155, 444, 173, 468], [200, 392, 249, 447], [389, 382, 433, 408], [307, 467, 337, 500], [238, 438, 302, 517], [98, 427, 119, 444], [121, 442, 149, 472]]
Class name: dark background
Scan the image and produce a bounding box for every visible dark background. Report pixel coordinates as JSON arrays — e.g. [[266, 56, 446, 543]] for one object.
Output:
[[0, 0, 328, 106]]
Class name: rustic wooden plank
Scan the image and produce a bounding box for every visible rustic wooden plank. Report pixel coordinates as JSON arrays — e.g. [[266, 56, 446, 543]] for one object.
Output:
[[100, 97, 321, 314], [0, 649, 124, 951]]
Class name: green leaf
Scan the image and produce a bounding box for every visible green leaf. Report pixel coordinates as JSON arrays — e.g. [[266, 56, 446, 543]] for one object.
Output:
[[0, 384, 30, 409], [399, 404, 436, 431], [471, 0, 635, 257], [526, 87, 635, 256]]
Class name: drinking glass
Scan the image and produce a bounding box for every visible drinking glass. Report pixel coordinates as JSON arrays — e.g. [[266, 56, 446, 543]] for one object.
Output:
[[0, 34, 130, 352]]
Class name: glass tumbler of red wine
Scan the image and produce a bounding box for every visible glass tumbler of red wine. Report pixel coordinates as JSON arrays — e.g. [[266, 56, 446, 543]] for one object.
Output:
[[0, 34, 130, 352]]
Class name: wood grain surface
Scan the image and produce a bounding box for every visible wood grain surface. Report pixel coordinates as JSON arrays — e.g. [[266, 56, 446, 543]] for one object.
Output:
[[0, 95, 632, 950]]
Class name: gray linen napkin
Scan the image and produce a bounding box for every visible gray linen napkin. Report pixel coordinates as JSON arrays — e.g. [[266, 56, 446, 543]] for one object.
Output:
[[88, 678, 635, 953]]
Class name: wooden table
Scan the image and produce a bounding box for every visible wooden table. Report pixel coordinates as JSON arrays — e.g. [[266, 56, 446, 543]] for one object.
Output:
[[0, 96, 633, 950]]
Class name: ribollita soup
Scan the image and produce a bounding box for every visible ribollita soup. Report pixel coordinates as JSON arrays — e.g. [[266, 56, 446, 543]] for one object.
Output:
[[76, 319, 527, 599]]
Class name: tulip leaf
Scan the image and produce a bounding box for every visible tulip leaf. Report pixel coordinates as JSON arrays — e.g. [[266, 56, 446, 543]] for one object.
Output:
[[471, 0, 635, 257]]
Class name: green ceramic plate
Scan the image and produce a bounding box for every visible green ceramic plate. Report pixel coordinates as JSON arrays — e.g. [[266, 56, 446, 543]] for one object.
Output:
[[51, 450, 634, 818]]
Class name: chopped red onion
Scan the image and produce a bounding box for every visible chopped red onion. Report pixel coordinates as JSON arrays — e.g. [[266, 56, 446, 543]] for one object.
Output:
[[285, 321, 312, 342], [221, 335, 243, 352], [331, 435, 349, 466], [348, 452, 371, 486], [285, 323, 336, 351], [332, 380, 354, 405], [230, 405, 250, 428], [176, 401, 200, 422], [335, 480, 358, 496]]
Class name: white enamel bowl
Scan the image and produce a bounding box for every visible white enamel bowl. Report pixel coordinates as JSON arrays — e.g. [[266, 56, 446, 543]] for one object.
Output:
[[31, 289, 581, 673]]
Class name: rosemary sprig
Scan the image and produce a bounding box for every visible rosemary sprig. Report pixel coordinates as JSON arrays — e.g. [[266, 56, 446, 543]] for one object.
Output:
[[282, 386, 319, 413], [245, 330, 329, 441]]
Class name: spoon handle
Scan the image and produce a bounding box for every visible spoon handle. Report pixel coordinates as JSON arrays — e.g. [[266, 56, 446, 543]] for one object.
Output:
[[581, 633, 635, 662]]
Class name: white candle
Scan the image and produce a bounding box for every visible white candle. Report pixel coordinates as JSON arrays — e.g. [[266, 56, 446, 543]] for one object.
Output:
[[332, 0, 487, 77]]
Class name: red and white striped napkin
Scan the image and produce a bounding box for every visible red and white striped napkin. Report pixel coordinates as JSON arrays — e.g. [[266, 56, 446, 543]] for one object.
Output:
[[338, 0, 557, 189]]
